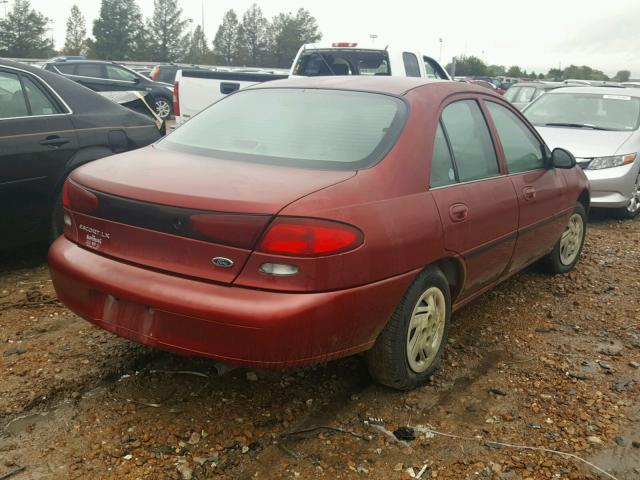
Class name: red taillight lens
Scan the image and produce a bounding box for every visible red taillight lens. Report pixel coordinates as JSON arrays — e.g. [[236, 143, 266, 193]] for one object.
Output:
[[62, 180, 98, 213], [257, 218, 363, 257], [173, 81, 180, 117], [332, 42, 358, 47], [150, 66, 159, 80], [189, 214, 271, 249]]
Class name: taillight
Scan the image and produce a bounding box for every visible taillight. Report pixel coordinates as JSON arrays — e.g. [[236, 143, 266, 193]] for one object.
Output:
[[62, 180, 98, 214], [189, 214, 270, 249], [257, 217, 363, 257], [173, 81, 180, 117], [150, 66, 159, 81]]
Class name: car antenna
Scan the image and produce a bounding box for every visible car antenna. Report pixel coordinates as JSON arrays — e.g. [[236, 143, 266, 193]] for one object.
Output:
[[309, 44, 336, 76]]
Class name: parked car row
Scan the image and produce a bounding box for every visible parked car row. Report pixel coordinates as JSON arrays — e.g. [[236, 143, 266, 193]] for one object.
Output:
[[0, 59, 161, 249], [42, 60, 175, 120]]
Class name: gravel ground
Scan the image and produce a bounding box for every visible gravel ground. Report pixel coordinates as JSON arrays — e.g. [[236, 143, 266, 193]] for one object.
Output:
[[0, 212, 638, 480]]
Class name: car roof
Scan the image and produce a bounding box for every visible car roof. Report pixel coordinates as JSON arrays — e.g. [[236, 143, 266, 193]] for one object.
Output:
[[248, 76, 486, 97], [546, 86, 640, 97]]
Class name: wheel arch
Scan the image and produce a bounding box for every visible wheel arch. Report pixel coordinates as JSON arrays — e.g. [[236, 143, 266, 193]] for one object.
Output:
[[431, 256, 466, 304], [577, 189, 590, 213]]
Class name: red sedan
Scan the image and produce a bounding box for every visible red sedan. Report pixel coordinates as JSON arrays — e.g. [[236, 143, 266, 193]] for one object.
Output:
[[49, 77, 589, 390]]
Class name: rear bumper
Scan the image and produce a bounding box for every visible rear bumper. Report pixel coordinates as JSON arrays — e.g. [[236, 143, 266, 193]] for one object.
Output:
[[48, 237, 417, 367]]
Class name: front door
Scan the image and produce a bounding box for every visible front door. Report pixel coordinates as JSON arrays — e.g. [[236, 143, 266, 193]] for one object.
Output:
[[429, 99, 518, 297], [0, 68, 78, 245], [482, 100, 569, 273]]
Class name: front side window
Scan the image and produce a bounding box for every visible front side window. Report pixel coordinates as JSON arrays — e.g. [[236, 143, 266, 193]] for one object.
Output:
[[441, 100, 499, 182], [106, 65, 139, 82], [0, 71, 28, 118], [486, 102, 544, 173], [524, 92, 640, 131], [403, 52, 421, 78], [160, 88, 407, 170], [55, 64, 76, 75]]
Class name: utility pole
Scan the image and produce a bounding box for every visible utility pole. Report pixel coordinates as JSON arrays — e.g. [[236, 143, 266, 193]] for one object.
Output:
[[201, 0, 204, 31], [0, 0, 8, 19], [439, 38, 443, 64]]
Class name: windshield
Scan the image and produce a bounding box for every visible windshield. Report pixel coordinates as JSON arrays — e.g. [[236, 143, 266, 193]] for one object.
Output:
[[160, 88, 407, 170], [293, 49, 391, 76], [524, 92, 640, 131]]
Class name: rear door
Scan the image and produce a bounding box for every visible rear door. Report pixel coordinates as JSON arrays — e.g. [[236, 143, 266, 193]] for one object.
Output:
[[429, 98, 518, 297], [482, 100, 569, 273], [0, 68, 78, 244]]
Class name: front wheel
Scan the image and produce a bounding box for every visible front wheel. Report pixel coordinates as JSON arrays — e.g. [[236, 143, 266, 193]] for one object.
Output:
[[367, 267, 451, 390], [544, 202, 587, 274], [614, 173, 640, 219], [154, 96, 172, 119]]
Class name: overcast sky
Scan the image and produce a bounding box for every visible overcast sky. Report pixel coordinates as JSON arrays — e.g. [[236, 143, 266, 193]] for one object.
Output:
[[11, 0, 640, 76]]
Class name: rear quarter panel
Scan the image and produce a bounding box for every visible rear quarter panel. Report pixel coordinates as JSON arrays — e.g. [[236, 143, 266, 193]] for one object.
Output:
[[235, 87, 451, 292]]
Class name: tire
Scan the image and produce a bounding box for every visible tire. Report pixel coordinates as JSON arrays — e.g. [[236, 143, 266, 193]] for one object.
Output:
[[544, 202, 587, 274], [50, 192, 64, 243], [367, 267, 451, 390], [154, 96, 172, 120], [613, 173, 640, 220]]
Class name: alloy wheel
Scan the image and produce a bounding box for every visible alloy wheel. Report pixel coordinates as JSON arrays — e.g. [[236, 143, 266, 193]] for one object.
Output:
[[154, 98, 171, 119], [626, 174, 640, 214]]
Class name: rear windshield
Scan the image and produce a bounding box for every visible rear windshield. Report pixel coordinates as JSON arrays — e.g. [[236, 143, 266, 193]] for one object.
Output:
[[293, 49, 391, 76], [160, 88, 407, 170], [525, 92, 640, 131]]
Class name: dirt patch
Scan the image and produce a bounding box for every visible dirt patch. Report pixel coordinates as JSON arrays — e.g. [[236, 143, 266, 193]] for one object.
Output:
[[0, 215, 638, 479]]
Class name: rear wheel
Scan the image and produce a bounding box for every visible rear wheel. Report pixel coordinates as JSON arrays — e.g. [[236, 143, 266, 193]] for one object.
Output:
[[614, 173, 640, 219], [154, 96, 172, 119], [544, 203, 586, 274], [367, 267, 451, 390]]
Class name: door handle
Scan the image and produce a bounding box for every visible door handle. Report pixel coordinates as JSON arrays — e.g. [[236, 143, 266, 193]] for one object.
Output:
[[40, 135, 70, 147], [449, 203, 469, 222], [523, 186, 537, 201]]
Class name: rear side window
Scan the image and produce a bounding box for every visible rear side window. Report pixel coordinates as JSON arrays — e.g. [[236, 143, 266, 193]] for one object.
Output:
[[161, 88, 408, 170], [76, 64, 105, 78], [486, 102, 543, 173], [441, 100, 499, 182], [403, 52, 421, 78], [0, 71, 28, 118], [430, 124, 457, 188]]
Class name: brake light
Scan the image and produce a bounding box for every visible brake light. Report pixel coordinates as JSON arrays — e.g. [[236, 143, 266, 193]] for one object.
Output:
[[173, 81, 180, 117], [189, 214, 270, 249], [332, 42, 358, 48], [257, 218, 363, 257], [62, 180, 98, 214]]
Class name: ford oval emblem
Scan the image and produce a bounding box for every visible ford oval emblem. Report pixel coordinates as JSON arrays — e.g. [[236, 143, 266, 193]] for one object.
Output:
[[212, 257, 234, 268]]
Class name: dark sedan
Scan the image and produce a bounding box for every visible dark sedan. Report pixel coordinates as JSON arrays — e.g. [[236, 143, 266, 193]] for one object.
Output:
[[43, 60, 175, 119], [0, 59, 160, 249]]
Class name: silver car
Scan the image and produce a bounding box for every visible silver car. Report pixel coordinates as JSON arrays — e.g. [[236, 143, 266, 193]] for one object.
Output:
[[524, 87, 640, 218]]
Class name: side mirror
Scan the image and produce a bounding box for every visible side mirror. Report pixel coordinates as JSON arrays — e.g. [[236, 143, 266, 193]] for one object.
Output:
[[132, 77, 141, 84], [551, 148, 576, 169]]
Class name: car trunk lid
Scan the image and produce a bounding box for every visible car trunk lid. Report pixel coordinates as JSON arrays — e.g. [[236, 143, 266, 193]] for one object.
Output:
[[65, 146, 355, 283]]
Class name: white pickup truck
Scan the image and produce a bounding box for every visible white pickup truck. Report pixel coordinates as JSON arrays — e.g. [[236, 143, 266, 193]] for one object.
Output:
[[174, 42, 450, 125]]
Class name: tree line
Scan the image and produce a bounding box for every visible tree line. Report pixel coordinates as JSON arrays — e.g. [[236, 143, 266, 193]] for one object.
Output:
[[0, 0, 322, 68], [447, 55, 632, 82]]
